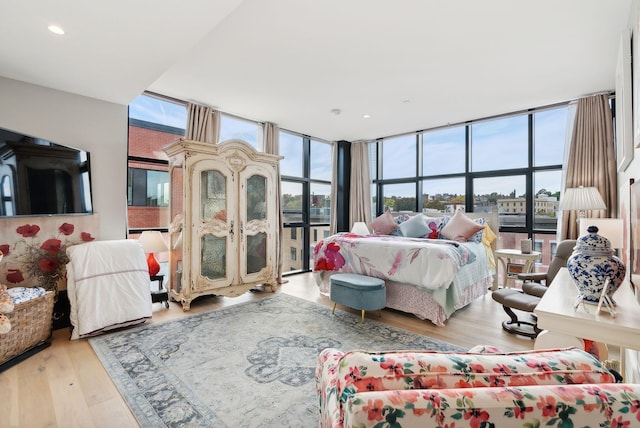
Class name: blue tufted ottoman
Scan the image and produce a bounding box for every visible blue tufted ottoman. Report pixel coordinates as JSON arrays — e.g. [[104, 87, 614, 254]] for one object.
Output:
[[330, 273, 386, 323]]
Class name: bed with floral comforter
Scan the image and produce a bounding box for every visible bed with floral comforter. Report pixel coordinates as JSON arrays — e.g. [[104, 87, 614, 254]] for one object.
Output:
[[313, 210, 498, 326]]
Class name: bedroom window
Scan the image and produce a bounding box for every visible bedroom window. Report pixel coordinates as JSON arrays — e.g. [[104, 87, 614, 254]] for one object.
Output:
[[280, 131, 331, 274], [423, 126, 465, 175], [219, 114, 261, 149], [127, 93, 186, 233], [471, 115, 528, 171], [382, 134, 417, 179], [371, 103, 574, 271]]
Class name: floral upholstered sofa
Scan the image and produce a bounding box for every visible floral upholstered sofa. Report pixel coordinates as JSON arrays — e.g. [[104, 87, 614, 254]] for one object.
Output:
[[316, 347, 640, 427]]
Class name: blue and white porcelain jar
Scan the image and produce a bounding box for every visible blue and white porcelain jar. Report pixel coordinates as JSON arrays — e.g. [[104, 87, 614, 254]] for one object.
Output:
[[567, 225, 626, 304]]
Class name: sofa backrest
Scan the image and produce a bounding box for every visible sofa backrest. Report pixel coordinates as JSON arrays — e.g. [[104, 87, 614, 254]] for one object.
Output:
[[335, 347, 615, 402]]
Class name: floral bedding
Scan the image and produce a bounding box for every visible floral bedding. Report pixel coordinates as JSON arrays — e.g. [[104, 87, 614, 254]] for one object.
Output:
[[313, 233, 486, 293]]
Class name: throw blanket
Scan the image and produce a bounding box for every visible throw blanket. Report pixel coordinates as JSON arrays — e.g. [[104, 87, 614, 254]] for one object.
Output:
[[66, 240, 152, 340], [313, 233, 479, 292]]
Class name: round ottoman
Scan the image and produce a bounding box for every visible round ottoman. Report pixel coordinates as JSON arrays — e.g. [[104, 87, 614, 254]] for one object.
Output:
[[330, 273, 386, 323]]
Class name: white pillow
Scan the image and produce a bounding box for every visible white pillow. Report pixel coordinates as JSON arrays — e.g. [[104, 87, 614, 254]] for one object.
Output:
[[399, 214, 430, 238]]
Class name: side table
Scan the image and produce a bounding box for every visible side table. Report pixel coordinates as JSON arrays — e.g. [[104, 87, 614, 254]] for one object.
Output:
[[150, 274, 169, 308], [495, 248, 541, 288]]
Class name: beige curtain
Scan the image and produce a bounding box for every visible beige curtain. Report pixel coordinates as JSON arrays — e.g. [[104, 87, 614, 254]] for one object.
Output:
[[330, 142, 338, 234], [561, 94, 617, 240], [186, 103, 221, 143], [263, 122, 283, 283], [349, 141, 372, 227]]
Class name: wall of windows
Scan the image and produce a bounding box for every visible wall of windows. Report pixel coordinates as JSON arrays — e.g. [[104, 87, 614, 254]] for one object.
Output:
[[127, 93, 587, 280], [279, 131, 332, 273], [127, 94, 331, 276], [371, 105, 571, 273]]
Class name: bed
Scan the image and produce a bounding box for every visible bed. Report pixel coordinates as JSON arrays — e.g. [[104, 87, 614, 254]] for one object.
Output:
[[313, 208, 499, 326]]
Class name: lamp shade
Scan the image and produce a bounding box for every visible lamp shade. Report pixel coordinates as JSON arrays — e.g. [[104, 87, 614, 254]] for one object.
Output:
[[138, 231, 169, 254], [351, 222, 370, 236], [138, 231, 168, 276], [579, 218, 624, 249], [558, 186, 606, 211]]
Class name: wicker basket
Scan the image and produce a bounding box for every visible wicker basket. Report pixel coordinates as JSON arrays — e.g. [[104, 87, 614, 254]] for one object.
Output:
[[0, 291, 54, 366]]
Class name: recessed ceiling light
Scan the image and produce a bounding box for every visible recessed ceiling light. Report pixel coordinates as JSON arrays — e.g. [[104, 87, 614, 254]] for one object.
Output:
[[48, 25, 65, 35], [362, 114, 371, 119]]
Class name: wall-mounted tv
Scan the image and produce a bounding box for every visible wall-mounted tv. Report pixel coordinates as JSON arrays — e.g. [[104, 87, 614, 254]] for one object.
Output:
[[0, 127, 93, 217]]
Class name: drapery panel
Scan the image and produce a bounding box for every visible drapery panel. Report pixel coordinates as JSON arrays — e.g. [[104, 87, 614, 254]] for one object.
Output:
[[330, 142, 338, 235], [263, 122, 283, 283], [349, 141, 372, 228], [186, 103, 220, 143], [561, 94, 617, 240]]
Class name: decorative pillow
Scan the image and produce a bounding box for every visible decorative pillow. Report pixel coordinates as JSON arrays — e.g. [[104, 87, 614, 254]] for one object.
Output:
[[394, 213, 412, 225], [439, 210, 484, 242], [467, 217, 486, 243], [389, 213, 411, 236], [369, 210, 398, 235], [422, 217, 443, 239], [399, 214, 430, 238]]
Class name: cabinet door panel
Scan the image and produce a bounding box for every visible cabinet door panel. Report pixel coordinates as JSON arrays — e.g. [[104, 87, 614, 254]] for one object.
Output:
[[239, 165, 275, 282], [193, 159, 236, 290]]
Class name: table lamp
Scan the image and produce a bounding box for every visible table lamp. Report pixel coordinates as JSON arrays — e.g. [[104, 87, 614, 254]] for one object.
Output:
[[138, 231, 169, 276], [558, 186, 606, 220], [351, 222, 370, 236]]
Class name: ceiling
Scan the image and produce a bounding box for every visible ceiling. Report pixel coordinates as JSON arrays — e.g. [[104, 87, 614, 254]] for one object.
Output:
[[0, 0, 632, 141]]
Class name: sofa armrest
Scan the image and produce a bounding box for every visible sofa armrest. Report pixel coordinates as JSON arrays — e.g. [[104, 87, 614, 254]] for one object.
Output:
[[316, 348, 345, 428]]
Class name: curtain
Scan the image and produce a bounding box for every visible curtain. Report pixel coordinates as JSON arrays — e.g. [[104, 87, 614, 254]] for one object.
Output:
[[263, 122, 283, 283], [349, 141, 372, 228], [561, 94, 617, 240], [330, 142, 338, 235], [557, 102, 577, 240], [186, 103, 221, 143]]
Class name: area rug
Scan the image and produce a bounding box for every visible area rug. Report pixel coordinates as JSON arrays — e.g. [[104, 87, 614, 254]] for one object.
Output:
[[89, 293, 465, 428]]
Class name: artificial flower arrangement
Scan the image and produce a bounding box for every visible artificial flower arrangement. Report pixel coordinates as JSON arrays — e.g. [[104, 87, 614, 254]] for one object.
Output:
[[0, 222, 95, 293]]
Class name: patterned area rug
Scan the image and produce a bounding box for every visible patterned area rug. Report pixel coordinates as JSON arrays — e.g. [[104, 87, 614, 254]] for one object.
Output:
[[89, 293, 464, 427]]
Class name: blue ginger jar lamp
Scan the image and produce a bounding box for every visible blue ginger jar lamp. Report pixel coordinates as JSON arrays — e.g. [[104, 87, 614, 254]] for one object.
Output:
[[567, 225, 626, 304]]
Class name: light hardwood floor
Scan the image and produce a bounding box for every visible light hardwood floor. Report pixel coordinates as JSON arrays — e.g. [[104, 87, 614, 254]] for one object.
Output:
[[0, 273, 535, 428]]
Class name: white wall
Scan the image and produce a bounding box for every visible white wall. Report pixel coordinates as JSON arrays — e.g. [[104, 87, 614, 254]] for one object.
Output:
[[620, 0, 640, 276], [0, 77, 128, 240]]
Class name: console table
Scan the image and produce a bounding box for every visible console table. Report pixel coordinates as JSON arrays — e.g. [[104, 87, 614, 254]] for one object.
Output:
[[534, 267, 640, 381]]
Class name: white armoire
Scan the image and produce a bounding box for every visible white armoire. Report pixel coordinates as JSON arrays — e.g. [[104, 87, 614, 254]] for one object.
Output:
[[163, 139, 282, 310]]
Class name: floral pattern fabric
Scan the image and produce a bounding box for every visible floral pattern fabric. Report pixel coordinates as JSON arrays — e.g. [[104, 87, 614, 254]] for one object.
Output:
[[316, 347, 626, 428], [0, 220, 96, 292], [344, 383, 640, 428], [313, 233, 481, 292]]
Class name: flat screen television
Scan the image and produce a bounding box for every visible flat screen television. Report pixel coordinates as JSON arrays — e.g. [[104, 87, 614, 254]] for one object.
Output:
[[0, 127, 93, 217]]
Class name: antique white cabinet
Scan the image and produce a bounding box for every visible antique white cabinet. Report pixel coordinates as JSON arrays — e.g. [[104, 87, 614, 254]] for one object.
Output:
[[163, 139, 281, 310]]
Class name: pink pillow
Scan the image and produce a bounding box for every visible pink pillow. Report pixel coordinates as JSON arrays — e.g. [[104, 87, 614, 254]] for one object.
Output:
[[439, 210, 484, 242], [369, 210, 398, 235]]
